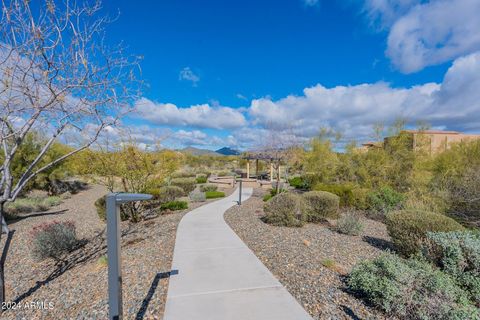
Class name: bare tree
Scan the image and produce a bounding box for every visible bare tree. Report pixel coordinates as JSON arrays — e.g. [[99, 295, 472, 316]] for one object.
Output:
[[256, 125, 300, 193], [0, 0, 141, 303]]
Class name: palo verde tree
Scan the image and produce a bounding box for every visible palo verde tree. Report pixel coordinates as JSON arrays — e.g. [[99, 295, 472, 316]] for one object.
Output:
[[0, 0, 141, 303]]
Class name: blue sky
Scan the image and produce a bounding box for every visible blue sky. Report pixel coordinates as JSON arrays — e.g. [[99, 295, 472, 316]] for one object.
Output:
[[100, 0, 480, 150]]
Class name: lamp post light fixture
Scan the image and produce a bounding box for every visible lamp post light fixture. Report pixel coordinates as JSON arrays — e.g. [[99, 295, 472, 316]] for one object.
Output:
[[106, 193, 152, 320]]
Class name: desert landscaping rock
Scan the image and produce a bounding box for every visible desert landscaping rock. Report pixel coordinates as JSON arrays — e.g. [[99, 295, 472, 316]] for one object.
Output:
[[1, 184, 231, 319], [225, 189, 390, 320]]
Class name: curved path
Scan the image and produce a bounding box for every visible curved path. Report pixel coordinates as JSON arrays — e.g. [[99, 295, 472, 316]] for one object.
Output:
[[164, 187, 313, 320]]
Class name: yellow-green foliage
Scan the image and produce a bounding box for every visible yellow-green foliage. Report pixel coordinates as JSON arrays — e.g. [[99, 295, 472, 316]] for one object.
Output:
[[303, 191, 339, 221], [432, 140, 480, 225], [263, 192, 307, 227], [386, 210, 464, 256], [304, 135, 338, 183]]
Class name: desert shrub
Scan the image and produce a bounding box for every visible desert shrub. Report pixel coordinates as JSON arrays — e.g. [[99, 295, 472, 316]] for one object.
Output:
[[189, 191, 206, 202], [170, 178, 196, 195], [4, 196, 62, 219], [352, 188, 370, 210], [200, 184, 218, 192], [171, 171, 196, 178], [386, 210, 464, 256], [160, 200, 188, 211], [262, 192, 307, 227], [30, 220, 78, 261], [313, 184, 354, 207], [367, 186, 404, 214], [263, 188, 286, 202], [335, 211, 364, 236], [348, 253, 478, 319], [288, 176, 311, 190], [303, 191, 339, 222], [150, 186, 185, 203], [205, 191, 225, 199], [196, 175, 208, 184], [424, 231, 480, 305], [432, 140, 480, 226], [94, 196, 129, 221]]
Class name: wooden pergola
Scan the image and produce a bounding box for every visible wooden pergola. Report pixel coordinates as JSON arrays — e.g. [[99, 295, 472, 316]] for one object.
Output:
[[242, 152, 283, 181]]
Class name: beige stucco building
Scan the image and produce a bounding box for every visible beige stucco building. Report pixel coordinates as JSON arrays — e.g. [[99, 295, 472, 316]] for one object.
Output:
[[386, 130, 480, 154], [358, 130, 480, 154]]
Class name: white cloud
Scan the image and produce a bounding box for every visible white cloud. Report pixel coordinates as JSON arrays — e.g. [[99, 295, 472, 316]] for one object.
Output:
[[179, 67, 200, 86], [247, 51, 480, 141], [363, 0, 420, 28], [135, 98, 247, 129], [364, 0, 480, 73]]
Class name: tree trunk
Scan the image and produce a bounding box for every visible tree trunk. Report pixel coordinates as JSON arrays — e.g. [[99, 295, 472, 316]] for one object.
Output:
[[0, 202, 13, 308], [0, 202, 5, 306]]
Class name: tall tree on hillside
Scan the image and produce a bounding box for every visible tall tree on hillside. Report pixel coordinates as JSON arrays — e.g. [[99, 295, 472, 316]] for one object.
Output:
[[0, 0, 142, 303]]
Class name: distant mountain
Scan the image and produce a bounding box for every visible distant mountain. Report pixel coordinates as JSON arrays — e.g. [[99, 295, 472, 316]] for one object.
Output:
[[215, 147, 240, 155], [180, 147, 222, 156], [178, 146, 241, 156]]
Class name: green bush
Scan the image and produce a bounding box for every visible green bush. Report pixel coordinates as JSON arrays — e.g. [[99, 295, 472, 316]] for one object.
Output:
[[205, 191, 225, 199], [348, 253, 478, 319], [263, 193, 273, 202], [160, 200, 188, 211], [170, 178, 196, 195], [386, 210, 465, 256], [94, 196, 129, 221], [424, 231, 480, 305], [30, 220, 78, 261], [336, 212, 364, 236], [313, 184, 354, 207], [262, 192, 306, 227], [200, 184, 218, 192], [196, 175, 208, 184], [189, 191, 206, 202], [303, 191, 339, 222], [367, 186, 404, 214], [288, 176, 310, 190]]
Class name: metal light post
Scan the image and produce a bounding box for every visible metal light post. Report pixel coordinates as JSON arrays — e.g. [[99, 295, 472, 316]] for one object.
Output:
[[238, 179, 243, 205], [106, 193, 152, 320]]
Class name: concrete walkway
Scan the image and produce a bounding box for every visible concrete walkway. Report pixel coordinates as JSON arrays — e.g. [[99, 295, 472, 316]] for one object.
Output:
[[164, 187, 313, 320]]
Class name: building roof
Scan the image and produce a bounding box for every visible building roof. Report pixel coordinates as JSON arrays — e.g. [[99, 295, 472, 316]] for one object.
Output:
[[402, 130, 460, 135]]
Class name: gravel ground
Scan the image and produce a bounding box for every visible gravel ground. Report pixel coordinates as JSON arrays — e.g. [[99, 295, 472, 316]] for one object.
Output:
[[225, 189, 391, 320], [1, 184, 232, 319]]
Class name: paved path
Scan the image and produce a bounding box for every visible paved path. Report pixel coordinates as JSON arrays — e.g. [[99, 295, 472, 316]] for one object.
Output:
[[164, 187, 313, 320]]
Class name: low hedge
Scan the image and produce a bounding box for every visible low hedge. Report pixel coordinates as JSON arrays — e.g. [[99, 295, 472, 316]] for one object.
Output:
[[148, 186, 184, 203], [196, 175, 208, 184], [386, 209, 464, 256], [262, 192, 306, 227], [205, 191, 225, 199], [200, 184, 218, 192], [303, 191, 339, 222], [160, 200, 188, 211]]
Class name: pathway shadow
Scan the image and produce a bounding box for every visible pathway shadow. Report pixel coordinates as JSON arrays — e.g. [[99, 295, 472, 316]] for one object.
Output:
[[13, 229, 107, 304], [9, 209, 69, 224], [340, 305, 362, 320], [135, 270, 178, 320], [362, 236, 394, 251]]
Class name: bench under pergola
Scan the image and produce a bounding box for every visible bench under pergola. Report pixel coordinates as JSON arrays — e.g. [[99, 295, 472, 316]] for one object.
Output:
[[242, 151, 283, 181]]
